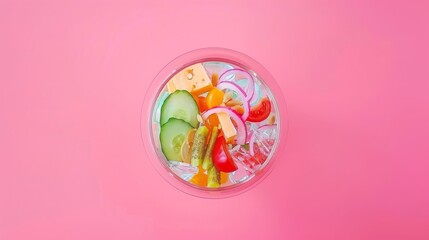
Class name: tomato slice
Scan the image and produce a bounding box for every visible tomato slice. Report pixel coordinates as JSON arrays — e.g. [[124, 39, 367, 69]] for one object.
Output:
[[212, 137, 238, 173], [247, 97, 271, 122]]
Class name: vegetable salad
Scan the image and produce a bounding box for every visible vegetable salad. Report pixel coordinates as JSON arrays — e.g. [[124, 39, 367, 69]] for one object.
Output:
[[152, 61, 278, 188]]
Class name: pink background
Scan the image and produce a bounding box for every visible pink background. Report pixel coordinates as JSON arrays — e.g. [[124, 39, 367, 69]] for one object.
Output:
[[1, 0, 428, 239]]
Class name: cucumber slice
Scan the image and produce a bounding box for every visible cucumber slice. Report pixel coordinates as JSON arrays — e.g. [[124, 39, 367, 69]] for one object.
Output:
[[190, 126, 209, 167], [160, 90, 199, 128], [160, 118, 194, 161], [202, 126, 219, 170], [207, 166, 220, 188]]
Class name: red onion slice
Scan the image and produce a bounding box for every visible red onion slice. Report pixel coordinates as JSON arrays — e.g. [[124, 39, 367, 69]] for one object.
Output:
[[219, 69, 255, 102], [201, 106, 247, 145], [249, 124, 277, 156], [258, 124, 277, 132], [217, 81, 250, 120]]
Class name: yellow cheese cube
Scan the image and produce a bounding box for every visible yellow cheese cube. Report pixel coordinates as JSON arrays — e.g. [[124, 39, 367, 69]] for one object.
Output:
[[218, 112, 237, 143], [166, 63, 213, 95]]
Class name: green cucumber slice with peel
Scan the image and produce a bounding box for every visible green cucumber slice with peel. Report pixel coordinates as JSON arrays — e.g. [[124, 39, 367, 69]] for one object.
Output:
[[190, 126, 209, 167], [207, 166, 220, 188], [160, 118, 194, 161], [202, 126, 219, 170], [160, 90, 199, 128]]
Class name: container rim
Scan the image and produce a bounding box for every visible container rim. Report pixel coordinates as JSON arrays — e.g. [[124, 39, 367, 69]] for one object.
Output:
[[140, 47, 288, 198]]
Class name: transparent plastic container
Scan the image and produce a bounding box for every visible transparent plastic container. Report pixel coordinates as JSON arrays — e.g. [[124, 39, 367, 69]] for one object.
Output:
[[140, 48, 288, 198]]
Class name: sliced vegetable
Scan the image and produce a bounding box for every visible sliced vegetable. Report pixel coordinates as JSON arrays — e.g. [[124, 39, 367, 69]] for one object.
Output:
[[206, 115, 220, 130], [202, 126, 219, 170], [247, 138, 275, 166], [212, 137, 238, 173], [205, 87, 223, 130], [187, 129, 196, 144], [237, 78, 261, 106], [249, 124, 277, 156], [190, 126, 209, 166], [160, 118, 194, 161], [160, 90, 199, 128], [206, 87, 225, 109], [207, 166, 220, 188], [201, 107, 247, 145], [247, 96, 271, 122], [217, 81, 250, 120], [218, 69, 255, 102], [259, 124, 277, 132], [190, 165, 208, 187], [220, 172, 229, 184], [211, 73, 219, 86], [195, 96, 208, 112], [180, 140, 191, 163]]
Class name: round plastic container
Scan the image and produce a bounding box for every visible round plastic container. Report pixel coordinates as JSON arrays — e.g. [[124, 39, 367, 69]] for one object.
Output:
[[140, 48, 287, 198]]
